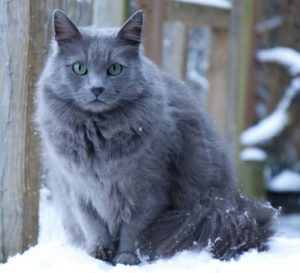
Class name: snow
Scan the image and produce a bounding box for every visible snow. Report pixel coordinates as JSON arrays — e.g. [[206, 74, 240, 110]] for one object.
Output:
[[184, 26, 210, 94], [256, 16, 283, 33], [2, 231, 300, 273], [245, 48, 300, 145], [240, 109, 288, 146], [240, 147, 267, 161], [1, 190, 300, 273], [176, 0, 231, 9], [240, 78, 300, 146], [187, 68, 209, 90], [257, 47, 300, 76], [268, 170, 300, 192], [277, 213, 300, 238]]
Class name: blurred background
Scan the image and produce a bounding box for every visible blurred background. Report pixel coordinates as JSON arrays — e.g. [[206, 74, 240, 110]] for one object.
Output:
[[1, 0, 300, 262]]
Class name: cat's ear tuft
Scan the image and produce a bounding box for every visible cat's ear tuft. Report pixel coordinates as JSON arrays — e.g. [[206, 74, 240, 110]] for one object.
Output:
[[52, 9, 82, 42], [117, 10, 144, 45]]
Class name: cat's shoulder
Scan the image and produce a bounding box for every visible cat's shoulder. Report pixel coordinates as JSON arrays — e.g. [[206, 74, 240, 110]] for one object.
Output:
[[159, 70, 200, 111]]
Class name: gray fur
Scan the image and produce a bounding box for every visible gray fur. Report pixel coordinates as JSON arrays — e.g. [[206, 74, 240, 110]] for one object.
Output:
[[35, 10, 277, 265]]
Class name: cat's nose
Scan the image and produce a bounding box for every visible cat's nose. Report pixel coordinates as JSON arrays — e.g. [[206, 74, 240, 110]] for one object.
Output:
[[91, 87, 104, 97]]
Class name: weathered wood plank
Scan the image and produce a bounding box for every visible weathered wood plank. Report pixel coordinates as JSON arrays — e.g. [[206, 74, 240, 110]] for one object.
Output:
[[228, 0, 258, 194], [166, 0, 231, 29], [22, 0, 52, 253], [207, 28, 230, 138], [0, 0, 32, 261], [138, 0, 165, 65], [0, 0, 97, 262]]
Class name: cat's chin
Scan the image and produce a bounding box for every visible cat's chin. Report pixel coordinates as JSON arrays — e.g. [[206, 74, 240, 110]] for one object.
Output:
[[80, 100, 111, 113]]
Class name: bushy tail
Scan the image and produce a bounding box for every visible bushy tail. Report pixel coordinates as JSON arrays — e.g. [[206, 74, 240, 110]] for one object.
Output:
[[138, 191, 277, 261]]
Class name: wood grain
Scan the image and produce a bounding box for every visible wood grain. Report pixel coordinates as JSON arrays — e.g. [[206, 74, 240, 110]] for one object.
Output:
[[0, 0, 97, 262]]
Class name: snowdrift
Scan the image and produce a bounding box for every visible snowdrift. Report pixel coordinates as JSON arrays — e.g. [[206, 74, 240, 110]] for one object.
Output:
[[1, 191, 300, 273]]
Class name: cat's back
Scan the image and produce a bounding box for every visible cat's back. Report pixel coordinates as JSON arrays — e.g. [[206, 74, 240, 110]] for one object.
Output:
[[158, 68, 212, 131], [156, 67, 236, 188]]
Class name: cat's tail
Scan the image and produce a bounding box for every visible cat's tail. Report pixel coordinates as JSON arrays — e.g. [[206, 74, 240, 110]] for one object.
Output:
[[137, 191, 278, 261]]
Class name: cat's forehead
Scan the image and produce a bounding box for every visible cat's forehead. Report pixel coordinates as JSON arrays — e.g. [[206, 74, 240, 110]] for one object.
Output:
[[80, 27, 118, 43], [53, 26, 135, 63], [79, 27, 120, 58]]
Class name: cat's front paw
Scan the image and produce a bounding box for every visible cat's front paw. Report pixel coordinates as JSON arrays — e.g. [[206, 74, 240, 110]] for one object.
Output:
[[88, 245, 114, 262], [112, 252, 140, 265]]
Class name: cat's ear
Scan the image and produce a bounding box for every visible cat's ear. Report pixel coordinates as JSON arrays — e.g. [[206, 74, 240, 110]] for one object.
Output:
[[52, 9, 82, 43], [117, 10, 144, 45]]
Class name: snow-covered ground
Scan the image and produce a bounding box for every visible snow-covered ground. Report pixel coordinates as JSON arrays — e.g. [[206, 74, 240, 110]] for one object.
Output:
[[1, 189, 300, 273]]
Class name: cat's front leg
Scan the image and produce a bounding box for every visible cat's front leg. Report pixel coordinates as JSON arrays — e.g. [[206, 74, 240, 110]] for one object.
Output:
[[75, 199, 115, 262], [85, 223, 114, 261], [86, 227, 114, 262], [88, 244, 114, 262], [112, 185, 169, 265], [112, 221, 141, 265]]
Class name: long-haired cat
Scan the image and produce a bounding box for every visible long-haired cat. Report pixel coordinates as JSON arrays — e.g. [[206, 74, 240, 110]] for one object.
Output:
[[35, 9, 276, 265]]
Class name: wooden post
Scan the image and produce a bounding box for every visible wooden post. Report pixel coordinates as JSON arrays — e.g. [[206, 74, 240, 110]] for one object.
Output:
[[228, 0, 258, 194], [207, 28, 230, 138], [0, 0, 50, 262], [138, 0, 165, 66], [0, 0, 124, 262], [240, 161, 266, 198]]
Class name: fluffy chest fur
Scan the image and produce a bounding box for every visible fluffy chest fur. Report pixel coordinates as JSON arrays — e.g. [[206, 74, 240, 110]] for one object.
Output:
[[41, 103, 173, 236]]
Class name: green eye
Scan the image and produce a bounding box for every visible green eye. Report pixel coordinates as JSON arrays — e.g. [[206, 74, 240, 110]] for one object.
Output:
[[72, 62, 87, 75], [107, 63, 123, 76]]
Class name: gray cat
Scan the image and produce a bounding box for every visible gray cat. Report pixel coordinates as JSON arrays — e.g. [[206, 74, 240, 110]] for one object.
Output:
[[35, 9, 277, 265]]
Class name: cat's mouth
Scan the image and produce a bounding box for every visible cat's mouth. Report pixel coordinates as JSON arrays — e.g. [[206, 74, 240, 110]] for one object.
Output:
[[90, 98, 106, 104], [80, 98, 110, 113]]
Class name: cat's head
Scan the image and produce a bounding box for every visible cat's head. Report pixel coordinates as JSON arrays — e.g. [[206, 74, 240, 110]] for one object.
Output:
[[46, 9, 146, 113]]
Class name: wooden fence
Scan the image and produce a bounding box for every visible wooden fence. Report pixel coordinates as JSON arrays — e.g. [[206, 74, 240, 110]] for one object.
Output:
[[139, 0, 232, 138], [0, 0, 255, 262], [0, 0, 95, 262]]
